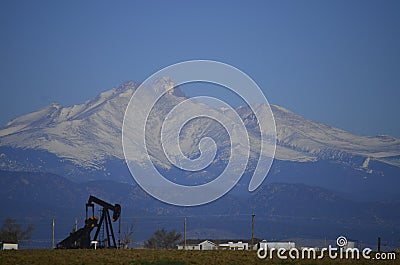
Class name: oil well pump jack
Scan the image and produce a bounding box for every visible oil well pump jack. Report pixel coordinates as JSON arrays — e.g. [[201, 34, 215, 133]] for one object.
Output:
[[86, 195, 121, 248], [57, 195, 121, 249]]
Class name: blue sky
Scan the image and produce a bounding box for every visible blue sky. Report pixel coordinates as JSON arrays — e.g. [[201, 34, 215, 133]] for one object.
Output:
[[1, 0, 399, 137]]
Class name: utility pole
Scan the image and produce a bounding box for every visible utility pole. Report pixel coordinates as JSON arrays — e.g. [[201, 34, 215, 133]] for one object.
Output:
[[378, 237, 381, 252], [184, 217, 187, 250], [117, 201, 121, 249], [251, 213, 255, 250], [75, 218, 78, 232], [52, 218, 55, 249]]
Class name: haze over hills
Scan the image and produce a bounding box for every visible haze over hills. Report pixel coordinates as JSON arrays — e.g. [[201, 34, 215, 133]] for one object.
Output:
[[1, 169, 399, 249], [0, 80, 399, 248]]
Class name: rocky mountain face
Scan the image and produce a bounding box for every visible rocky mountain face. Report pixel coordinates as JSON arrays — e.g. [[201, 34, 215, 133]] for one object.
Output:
[[0, 80, 398, 177]]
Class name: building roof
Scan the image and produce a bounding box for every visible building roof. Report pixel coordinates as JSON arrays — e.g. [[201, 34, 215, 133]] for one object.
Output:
[[178, 238, 262, 246], [177, 239, 216, 246]]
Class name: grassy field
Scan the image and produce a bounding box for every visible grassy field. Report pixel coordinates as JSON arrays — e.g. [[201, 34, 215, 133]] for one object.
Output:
[[0, 249, 398, 265]]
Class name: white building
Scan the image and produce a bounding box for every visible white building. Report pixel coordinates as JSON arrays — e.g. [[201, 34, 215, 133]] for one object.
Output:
[[177, 239, 260, 251], [0, 242, 18, 250], [342, 241, 355, 250], [258, 240, 295, 251], [218, 241, 249, 250], [177, 240, 217, 250], [301, 247, 321, 251]]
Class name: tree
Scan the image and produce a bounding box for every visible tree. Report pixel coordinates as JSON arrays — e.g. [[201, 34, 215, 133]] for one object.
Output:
[[144, 228, 182, 249], [120, 224, 135, 249], [0, 218, 34, 245]]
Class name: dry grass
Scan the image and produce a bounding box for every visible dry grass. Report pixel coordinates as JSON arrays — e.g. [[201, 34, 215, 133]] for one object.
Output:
[[0, 249, 398, 265]]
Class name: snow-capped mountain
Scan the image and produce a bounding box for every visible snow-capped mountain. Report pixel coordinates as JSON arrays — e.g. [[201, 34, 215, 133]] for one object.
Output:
[[0, 80, 398, 172]]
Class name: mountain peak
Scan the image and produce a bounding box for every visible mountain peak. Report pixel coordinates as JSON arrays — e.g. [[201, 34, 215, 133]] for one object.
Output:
[[0, 80, 399, 171], [150, 77, 186, 97], [116, 80, 140, 92]]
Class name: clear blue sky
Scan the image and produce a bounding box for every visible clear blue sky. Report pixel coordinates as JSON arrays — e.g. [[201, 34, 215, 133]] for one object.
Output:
[[1, 0, 399, 137]]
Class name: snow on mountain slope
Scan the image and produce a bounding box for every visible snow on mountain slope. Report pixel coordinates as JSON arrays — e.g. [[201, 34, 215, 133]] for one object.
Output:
[[271, 105, 400, 166], [0, 80, 399, 171], [0, 81, 137, 167]]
